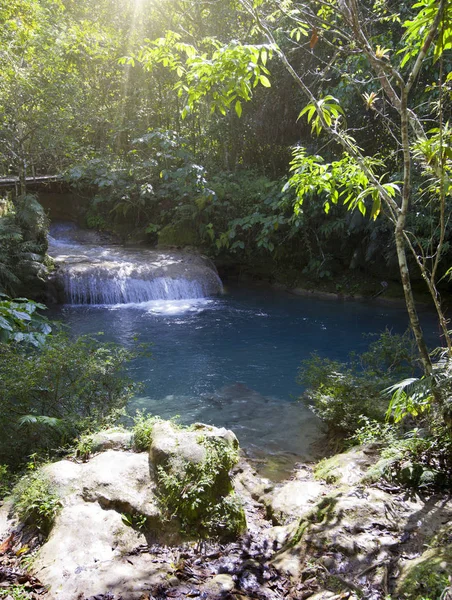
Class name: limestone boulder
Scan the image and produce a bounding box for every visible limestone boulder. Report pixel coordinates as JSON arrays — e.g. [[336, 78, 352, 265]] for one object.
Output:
[[150, 421, 238, 468], [28, 450, 169, 599], [149, 421, 245, 539], [313, 444, 381, 486], [87, 428, 133, 453], [33, 502, 170, 600], [262, 479, 325, 525]]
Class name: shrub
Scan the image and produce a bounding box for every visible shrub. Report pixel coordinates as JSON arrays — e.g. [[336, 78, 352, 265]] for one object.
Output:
[[298, 330, 417, 439], [12, 471, 61, 535], [364, 426, 452, 490], [132, 411, 161, 451], [0, 330, 140, 466]]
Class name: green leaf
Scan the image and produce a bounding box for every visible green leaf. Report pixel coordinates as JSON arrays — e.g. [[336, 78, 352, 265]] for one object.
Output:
[[235, 100, 243, 118]]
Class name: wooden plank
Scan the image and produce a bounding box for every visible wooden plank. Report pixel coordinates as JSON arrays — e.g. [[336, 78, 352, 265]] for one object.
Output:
[[0, 175, 62, 187]]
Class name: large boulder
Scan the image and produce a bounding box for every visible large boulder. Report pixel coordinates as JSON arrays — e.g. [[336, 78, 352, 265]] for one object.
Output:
[[29, 449, 169, 599], [149, 421, 246, 539]]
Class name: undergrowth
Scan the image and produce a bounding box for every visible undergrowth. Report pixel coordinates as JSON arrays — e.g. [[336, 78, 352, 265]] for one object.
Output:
[[156, 436, 245, 540], [12, 471, 61, 536]]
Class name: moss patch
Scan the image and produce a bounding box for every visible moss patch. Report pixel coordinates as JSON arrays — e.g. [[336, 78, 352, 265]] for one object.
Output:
[[396, 546, 452, 599], [314, 456, 342, 484]]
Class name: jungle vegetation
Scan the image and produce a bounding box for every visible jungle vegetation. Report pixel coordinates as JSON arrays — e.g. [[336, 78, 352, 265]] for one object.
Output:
[[1, 0, 452, 491]]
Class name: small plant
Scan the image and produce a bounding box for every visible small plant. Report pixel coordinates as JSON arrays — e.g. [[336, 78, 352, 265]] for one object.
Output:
[[348, 417, 399, 447], [0, 585, 31, 599], [132, 411, 161, 451], [121, 512, 148, 530], [0, 464, 12, 498], [75, 434, 94, 461], [12, 471, 61, 535]]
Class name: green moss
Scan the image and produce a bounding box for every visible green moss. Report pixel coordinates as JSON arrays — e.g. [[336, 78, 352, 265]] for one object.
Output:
[[158, 222, 200, 247], [156, 435, 246, 540], [397, 547, 452, 599], [314, 456, 341, 484]]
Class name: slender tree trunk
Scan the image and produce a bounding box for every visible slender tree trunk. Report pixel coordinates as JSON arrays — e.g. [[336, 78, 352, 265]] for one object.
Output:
[[399, 87, 432, 374], [395, 225, 432, 374]]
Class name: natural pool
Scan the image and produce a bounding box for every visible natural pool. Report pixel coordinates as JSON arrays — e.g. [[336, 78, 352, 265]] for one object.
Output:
[[50, 283, 439, 474], [48, 223, 439, 475]]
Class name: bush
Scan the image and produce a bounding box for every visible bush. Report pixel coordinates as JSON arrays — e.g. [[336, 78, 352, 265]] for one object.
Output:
[[12, 470, 61, 535], [0, 330, 140, 466], [298, 330, 417, 439], [132, 411, 161, 451]]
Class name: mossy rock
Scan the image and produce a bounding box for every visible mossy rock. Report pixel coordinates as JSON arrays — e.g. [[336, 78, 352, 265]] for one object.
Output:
[[158, 222, 200, 247], [396, 546, 452, 599], [150, 421, 246, 540], [314, 445, 380, 486]]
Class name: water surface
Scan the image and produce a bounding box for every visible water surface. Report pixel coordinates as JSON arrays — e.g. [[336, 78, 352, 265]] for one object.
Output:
[[51, 286, 439, 475]]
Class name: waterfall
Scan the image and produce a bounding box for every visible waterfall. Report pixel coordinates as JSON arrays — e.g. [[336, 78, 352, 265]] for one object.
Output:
[[48, 224, 223, 305]]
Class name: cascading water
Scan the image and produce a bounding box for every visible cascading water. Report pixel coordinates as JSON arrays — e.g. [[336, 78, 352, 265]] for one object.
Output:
[[48, 223, 223, 305]]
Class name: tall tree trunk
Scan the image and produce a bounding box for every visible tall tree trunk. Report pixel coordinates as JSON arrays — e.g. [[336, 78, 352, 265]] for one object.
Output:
[[399, 87, 432, 375], [395, 225, 432, 374]]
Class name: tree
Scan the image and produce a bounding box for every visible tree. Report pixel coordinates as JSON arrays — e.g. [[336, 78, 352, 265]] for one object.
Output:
[[138, 0, 452, 372], [177, 0, 449, 374]]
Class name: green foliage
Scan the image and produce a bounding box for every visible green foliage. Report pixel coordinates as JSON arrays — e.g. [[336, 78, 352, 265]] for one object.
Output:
[[67, 130, 215, 243], [0, 585, 32, 600], [12, 470, 61, 535], [132, 411, 161, 452], [299, 330, 417, 438], [0, 296, 51, 346], [349, 417, 399, 447], [0, 196, 48, 296], [396, 547, 452, 599], [0, 329, 139, 466], [0, 464, 13, 499], [121, 512, 148, 531], [136, 32, 273, 118], [156, 436, 245, 540], [74, 434, 94, 462]]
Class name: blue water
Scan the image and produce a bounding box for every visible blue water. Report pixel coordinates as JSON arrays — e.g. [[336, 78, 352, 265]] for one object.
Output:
[[50, 285, 439, 471]]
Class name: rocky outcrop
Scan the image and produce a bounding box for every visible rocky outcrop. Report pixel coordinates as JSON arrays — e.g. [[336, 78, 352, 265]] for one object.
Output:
[[2, 434, 452, 600], [270, 447, 452, 599], [1, 423, 247, 600]]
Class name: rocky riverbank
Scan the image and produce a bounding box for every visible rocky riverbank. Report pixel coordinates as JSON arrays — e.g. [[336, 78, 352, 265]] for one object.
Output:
[[1, 424, 451, 600]]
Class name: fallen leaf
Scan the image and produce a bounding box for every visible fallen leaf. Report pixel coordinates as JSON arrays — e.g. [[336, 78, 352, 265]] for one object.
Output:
[[0, 534, 15, 555]]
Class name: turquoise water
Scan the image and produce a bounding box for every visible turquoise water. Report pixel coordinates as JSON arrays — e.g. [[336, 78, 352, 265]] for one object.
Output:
[[51, 285, 439, 469]]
